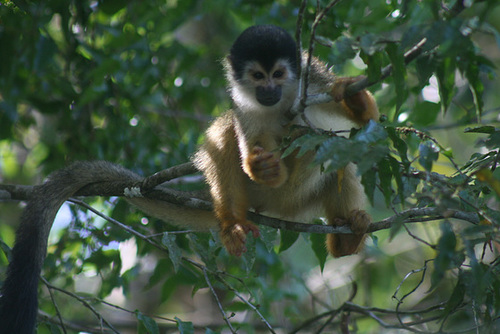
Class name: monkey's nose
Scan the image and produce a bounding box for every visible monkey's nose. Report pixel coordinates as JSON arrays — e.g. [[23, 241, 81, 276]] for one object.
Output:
[[256, 86, 282, 106]]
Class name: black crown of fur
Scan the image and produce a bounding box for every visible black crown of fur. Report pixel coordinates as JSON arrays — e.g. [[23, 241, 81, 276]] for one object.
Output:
[[228, 25, 298, 80]]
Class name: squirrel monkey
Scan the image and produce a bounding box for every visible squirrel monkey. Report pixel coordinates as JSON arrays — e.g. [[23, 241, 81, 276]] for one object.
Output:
[[0, 25, 378, 333], [194, 25, 379, 257]]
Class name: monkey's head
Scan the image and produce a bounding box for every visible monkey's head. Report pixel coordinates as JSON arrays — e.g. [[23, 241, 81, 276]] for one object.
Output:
[[226, 25, 299, 112]]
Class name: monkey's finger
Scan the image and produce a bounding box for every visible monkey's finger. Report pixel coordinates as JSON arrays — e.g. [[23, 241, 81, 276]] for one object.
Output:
[[251, 146, 265, 155], [254, 158, 280, 170], [252, 151, 275, 163]]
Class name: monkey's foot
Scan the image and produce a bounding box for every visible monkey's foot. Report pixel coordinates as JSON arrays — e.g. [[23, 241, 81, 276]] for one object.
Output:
[[327, 210, 371, 257], [348, 209, 371, 234], [220, 221, 260, 257], [248, 146, 286, 187], [332, 209, 371, 234]]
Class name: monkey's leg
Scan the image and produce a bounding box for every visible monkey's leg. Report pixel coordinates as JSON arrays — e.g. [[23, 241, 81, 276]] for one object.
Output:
[[211, 170, 260, 256], [202, 129, 260, 256], [323, 167, 371, 257]]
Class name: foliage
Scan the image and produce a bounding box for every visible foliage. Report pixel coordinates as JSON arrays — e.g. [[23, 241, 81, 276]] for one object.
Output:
[[1, 0, 500, 333]]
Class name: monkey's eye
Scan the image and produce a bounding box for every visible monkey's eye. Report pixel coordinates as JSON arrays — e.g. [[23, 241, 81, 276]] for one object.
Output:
[[273, 70, 284, 78], [252, 72, 265, 80]]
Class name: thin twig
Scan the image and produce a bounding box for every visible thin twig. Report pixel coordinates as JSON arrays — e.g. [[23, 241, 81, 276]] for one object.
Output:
[[203, 268, 237, 333], [403, 224, 437, 249], [69, 198, 163, 249], [42, 277, 68, 334], [217, 275, 277, 334], [41, 278, 120, 334]]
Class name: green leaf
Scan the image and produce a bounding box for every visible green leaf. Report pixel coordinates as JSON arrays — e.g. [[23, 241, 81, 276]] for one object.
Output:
[[310, 233, 327, 272], [33, 35, 56, 74], [415, 54, 437, 88], [100, 0, 131, 15], [189, 234, 217, 270], [259, 225, 278, 252], [361, 167, 377, 205], [162, 232, 182, 273], [316, 121, 389, 175], [282, 133, 328, 159], [465, 61, 485, 120], [242, 232, 256, 272], [418, 140, 439, 172], [360, 50, 383, 82], [137, 312, 160, 334], [464, 126, 496, 134], [315, 136, 352, 171], [432, 222, 465, 287], [356, 120, 388, 143], [279, 229, 300, 253], [484, 131, 500, 150], [359, 33, 385, 56], [175, 317, 195, 334], [389, 214, 405, 241], [389, 156, 405, 206], [387, 127, 410, 169], [146, 258, 171, 290], [409, 101, 440, 127], [435, 57, 456, 113], [377, 158, 393, 207], [386, 43, 407, 112], [328, 36, 357, 66]]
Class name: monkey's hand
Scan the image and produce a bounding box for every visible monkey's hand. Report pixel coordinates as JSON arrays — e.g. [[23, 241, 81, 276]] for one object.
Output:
[[331, 77, 378, 125], [247, 146, 288, 188], [220, 221, 260, 256]]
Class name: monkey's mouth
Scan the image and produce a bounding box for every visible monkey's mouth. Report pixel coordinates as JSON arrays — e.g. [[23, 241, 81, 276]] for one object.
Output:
[[256, 86, 282, 106]]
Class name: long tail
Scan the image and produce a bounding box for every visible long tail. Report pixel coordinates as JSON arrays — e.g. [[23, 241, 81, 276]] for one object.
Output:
[[0, 161, 141, 334]]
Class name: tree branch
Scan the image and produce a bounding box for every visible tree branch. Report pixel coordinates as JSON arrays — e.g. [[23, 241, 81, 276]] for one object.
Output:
[[0, 164, 479, 235]]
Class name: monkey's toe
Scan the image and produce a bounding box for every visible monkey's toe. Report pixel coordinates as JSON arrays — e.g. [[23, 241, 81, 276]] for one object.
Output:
[[348, 209, 371, 234], [220, 221, 259, 256]]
